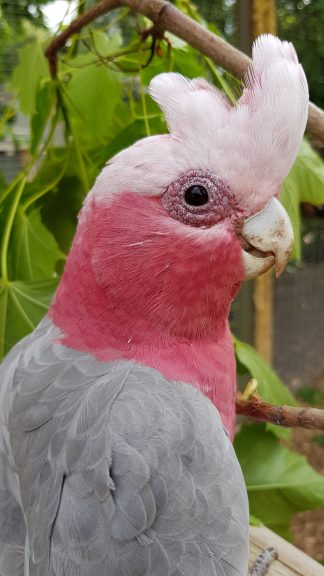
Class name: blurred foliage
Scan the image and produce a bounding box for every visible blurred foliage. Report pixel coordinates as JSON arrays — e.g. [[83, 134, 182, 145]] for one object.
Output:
[[297, 385, 324, 405], [280, 140, 324, 260], [314, 434, 324, 447], [0, 0, 56, 30], [194, 0, 324, 109], [1, 0, 324, 541], [235, 424, 324, 539], [276, 0, 324, 110], [0, 1, 50, 84]]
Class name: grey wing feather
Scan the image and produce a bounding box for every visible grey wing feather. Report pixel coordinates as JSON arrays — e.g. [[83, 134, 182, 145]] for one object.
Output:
[[0, 325, 40, 576], [0, 317, 249, 576]]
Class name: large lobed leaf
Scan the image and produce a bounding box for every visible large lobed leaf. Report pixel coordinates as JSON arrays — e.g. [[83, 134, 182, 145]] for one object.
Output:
[[280, 139, 324, 260], [9, 208, 64, 281], [0, 279, 58, 360], [235, 424, 324, 539], [11, 40, 49, 116], [65, 56, 122, 148], [30, 79, 56, 155]]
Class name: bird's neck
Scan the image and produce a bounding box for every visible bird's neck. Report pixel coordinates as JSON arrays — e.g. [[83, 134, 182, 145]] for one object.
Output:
[[50, 194, 240, 437]]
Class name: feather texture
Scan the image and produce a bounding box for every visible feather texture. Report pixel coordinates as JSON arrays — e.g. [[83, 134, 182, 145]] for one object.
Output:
[[0, 318, 249, 575], [50, 192, 240, 437], [0, 34, 309, 576], [90, 35, 308, 214]]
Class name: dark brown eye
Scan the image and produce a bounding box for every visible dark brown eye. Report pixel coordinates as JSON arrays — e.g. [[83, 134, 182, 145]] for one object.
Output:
[[184, 185, 209, 206], [161, 170, 236, 228]]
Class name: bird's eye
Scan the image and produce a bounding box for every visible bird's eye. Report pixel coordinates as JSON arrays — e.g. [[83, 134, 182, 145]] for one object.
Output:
[[161, 170, 236, 228], [184, 185, 209, 206]]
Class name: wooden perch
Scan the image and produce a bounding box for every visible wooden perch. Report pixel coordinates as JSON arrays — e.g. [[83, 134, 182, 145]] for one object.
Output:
[[45, 0, 324, 146], [249, 526, 324, 575], [236, 395, 324, 431]]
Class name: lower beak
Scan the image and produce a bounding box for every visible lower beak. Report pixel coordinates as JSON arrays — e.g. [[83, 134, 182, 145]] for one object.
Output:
[[240, 198, 294, 280]]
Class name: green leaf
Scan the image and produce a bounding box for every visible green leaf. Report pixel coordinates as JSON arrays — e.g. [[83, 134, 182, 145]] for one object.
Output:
[[30, 79, 56, 155], [165, 32, 188, 50], [141, 45, 206, 88], [0, 279, 58, 360], [66, 63, 122, 146], [280, 139, 324, 260], [91, 30, 122, 54], [173, 47, 207, 78], [297, 385, 324, 406], [41, 172, 84, 254], [11, 40, 49, 115], [23, 150, 67, 199], [98, 116, 166, 165], [9, 208, 64, 281], [235, 425, 324, 538], [313, 434, 324, 448], [140, 54, 171, 87], [249, 515, 263, 527], [234, 337, 297, 406], [234, 337, 297, 439]]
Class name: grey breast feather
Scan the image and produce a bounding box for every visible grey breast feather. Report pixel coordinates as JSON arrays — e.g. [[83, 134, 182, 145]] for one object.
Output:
[[0, 318, 249, 576]]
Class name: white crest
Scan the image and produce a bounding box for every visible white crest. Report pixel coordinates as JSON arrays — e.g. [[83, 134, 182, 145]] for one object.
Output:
[[91, 35, 308, 212]]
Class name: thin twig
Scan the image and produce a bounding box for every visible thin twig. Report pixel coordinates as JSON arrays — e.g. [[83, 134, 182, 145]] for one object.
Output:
[[236, 396, 324, 430], [44, 0, 324, 146]]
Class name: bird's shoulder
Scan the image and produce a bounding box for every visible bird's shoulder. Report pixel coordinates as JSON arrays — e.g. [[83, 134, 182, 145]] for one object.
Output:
[[1, 319, 249, 575]]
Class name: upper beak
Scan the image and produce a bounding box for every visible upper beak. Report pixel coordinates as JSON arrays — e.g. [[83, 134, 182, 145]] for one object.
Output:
[[240, 198, 294, 280]]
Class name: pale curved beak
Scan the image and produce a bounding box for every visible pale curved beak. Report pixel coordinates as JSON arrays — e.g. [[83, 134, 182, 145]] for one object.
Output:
[[240, 198, 294, 280]]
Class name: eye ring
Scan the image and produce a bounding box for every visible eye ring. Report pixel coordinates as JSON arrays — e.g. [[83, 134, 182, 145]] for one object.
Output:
[[161, 169, 236, 228], [184, 185, 209, 207]]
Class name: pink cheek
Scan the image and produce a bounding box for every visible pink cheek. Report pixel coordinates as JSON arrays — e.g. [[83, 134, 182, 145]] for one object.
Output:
[[92, 193, 244, 294]]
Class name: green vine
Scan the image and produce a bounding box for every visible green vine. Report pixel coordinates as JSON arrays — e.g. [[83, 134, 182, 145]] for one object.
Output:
[[1, 174, 28, 284]]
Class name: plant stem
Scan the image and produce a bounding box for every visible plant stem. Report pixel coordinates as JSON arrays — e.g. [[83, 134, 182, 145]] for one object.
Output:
[[0, 171, 26, 209], [205, 57, 237, 105], [74, 136, 89, 193], [1, 176, 27, 284], [139, 43, 151, 136], [140, 80, 150, 136], [35, 89, 61, 159], [22, 155, 68, 212]]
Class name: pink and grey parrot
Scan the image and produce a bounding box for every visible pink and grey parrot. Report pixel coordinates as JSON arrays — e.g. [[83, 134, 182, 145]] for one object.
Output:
[[0, 35, 308, 576]]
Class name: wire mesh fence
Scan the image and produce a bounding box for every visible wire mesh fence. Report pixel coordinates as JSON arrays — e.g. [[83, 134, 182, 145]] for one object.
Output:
[[230, 218, 324, 390], [273, 219, 324, 388]]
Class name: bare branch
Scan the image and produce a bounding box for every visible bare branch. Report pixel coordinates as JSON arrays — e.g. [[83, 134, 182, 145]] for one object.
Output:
[[45, 0, 248, 77], [45, 0, 324, 146], [236, 396, 324, 430]]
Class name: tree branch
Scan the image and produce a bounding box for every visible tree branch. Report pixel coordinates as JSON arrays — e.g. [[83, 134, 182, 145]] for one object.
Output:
[[45, 0, 324, 146], [236, 396, 324, 430]]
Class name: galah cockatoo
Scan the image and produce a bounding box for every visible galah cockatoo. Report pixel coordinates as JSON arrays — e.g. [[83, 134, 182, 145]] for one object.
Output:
[[0, 35, 308, 576]]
